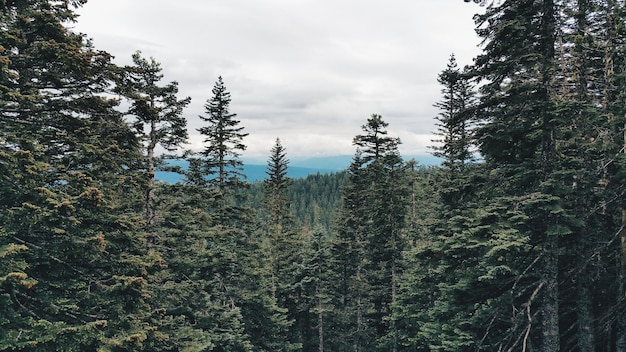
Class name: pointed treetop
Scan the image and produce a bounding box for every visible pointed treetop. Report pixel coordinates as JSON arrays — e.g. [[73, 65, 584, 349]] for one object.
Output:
[[352, 114, 401, 164], [265, 137, 290, 190]]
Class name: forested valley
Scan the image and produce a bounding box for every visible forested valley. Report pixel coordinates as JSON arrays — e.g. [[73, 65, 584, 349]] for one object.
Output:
[[2, 0, 626, 351]]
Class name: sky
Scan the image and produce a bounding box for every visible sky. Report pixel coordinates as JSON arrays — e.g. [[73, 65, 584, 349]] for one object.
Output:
[[73, 1, 484, 161]]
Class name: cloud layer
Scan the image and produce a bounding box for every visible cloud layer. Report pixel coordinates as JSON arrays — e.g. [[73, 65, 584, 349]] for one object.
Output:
[[75, 0, 483, 159]]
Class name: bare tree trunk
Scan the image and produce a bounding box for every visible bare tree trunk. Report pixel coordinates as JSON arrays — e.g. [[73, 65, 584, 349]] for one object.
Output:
[[540, 236, 560, 352], [576, 281, 594, 352]]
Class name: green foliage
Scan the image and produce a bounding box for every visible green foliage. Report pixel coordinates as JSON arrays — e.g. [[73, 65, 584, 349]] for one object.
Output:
[[3, 1, 626, 351], [194, 76, 248, 191], [246, 171, 348, 231], [431, 53, 476, 169], [117, 51, 191, 154], [402, 1, 626, 352], [330, 115, 411, 351], [115, 50, 191, 225]]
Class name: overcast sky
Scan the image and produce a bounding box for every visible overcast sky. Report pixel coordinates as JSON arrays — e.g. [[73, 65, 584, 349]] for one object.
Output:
[[74, 1, 483, 160]]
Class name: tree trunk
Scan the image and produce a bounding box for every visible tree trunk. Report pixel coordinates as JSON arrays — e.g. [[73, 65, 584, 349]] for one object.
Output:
[[576, 282, 594, 352], [146, 118, 157, 228], [391, 262, 398, 352], [355, 264, 363, 352], [618, 124, 626, 352], [540, 235, 560, 352], [317, 284, 324, 352], [622, 122, 626, 264], [539, 1, 559, 350]]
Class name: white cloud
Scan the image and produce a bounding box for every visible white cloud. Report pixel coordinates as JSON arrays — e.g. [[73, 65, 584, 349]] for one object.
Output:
[[74, 0, 483, 159]]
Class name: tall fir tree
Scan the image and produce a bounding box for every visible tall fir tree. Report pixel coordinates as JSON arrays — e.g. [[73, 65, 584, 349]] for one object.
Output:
[[189, 76, 249, 226], [417, 0, 626, 351], [187, 79, 294, 351], [331, 114, 409, 351], [0, 0, 168, 349], [430, 53, 476, 171], [196, 76, 248, 191], [264, 138, 293, 232], [115, 50, 191, 227], [394, 51, 486, 352], [329, 152, 374, 352], [261, 138, 303, 350]]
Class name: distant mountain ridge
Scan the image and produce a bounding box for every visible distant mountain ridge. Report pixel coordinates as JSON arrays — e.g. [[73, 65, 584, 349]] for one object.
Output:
[[155, 154, 440, 183], [155, 162, 337, 184], [286, 154, 442, 170]]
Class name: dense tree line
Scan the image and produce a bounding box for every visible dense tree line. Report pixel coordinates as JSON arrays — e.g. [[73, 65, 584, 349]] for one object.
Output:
[[1, 1, 625, 351]]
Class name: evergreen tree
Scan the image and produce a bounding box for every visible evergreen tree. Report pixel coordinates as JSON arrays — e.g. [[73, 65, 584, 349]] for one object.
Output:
[[393, 53, 485, 351], [0, 1, 165, 349], [115, 50, 191, 226], [352, 114, 401, 165], [331, 114, 409, 351], [261, 138, 303, 350], [187, 81, 293, 351], [297, 225, 334, 352], [329, 152, 374, 352], [196, 76, 248, 192], [150, 182, 254, 351], [430, 53, 476, 171], [414, 1, 626, 351], [190, 76, 250, 226], [264, 138, 292, 232]]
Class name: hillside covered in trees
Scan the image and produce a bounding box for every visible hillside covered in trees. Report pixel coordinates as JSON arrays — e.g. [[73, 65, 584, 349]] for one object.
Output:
[[1, 1, 626, 352]]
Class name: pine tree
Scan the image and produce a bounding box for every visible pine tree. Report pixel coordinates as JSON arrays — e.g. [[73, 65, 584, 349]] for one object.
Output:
[[196, 76, 248, 192], [298, 225, 334, 352], [420, 0, 626, 351], [115, 50, 191, 226], [264, 138, 292, 232], [431, 53, 476, 171], [0, 1, 164, 349], [260, 138, 303, 350], [329, 152, 375, 352], [331, 114, 409, 351]]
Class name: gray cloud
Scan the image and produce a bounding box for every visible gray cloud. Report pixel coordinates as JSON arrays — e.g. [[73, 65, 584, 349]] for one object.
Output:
[[75, 0, 483, 159]]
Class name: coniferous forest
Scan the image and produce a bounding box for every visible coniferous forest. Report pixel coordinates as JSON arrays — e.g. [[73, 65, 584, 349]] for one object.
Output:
[[2, 1, 626, 351]]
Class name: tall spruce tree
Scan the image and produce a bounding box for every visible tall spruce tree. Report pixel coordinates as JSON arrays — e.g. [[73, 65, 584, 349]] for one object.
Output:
[[473, 1, 564, 350], [419, 0, 626, 351], [261, 138, 303, 350], [331, 114, 409, 351], [393, 51, 486, 351], [264, 138, 292, 232], [196, 76, 248, 191], [115, 51, 191, 226], [190, 76, 249, 226], [329, 152, 374, 352], [431, 53, 476, 171], [187, 80, 294, 351], [0, 0, 167, 349]]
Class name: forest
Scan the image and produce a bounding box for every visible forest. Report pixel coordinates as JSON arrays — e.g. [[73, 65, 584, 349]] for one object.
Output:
[[1, 0, 626, 351]]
